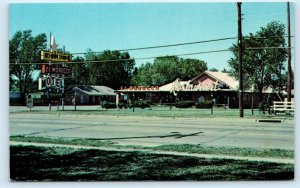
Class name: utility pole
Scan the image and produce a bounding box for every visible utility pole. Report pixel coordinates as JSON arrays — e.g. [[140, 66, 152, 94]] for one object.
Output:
[[237, 2, 244, 117], [48, 32, 52, 111], [287, 2, 292, 102]]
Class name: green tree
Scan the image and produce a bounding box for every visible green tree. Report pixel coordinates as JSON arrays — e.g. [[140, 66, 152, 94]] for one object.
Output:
[[85, 49, 135, 89], [209, 67, 219, 72], [132, 56, 207, 85], [131, 62, 154, 86], [280, 70, 294, 91], [221, 68, 229, 73], [148, 56, 180, 85], [177, 58, 208, 80], [9, 30, 47, 104], [228, 21, 288, 101], [65, 56, 89, 89]]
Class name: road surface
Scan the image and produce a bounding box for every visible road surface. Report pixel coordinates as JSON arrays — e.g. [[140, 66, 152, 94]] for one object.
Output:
[[9, 112, 294, 150]]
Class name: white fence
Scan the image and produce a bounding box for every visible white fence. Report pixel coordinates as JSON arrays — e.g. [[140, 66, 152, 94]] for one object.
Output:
[[271, 101, 294, 114]]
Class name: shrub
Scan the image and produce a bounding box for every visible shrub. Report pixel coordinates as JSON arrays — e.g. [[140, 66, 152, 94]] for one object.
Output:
[[175, 101, 195, 108], [118, 102, 124, 109], [258, 101, 270, 112], [131, 100, 151, 109], [118, 102, 129, 109], [195, 101, 212, 109], [102, 101, 117, 109]]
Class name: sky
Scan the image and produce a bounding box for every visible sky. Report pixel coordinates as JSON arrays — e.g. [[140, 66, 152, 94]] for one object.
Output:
[[9, 1, 295, 71]]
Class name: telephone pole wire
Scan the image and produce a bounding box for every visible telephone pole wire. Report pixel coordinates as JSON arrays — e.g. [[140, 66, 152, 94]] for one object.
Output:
[[237, 2, 244, 118]]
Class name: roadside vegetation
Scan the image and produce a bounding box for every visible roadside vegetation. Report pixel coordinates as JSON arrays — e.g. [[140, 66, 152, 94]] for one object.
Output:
[[10, 136, 294, 159], [152, 144, 294, 159]]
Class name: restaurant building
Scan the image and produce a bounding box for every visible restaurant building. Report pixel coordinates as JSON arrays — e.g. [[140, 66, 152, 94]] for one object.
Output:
[[116, 71, 283, 108]]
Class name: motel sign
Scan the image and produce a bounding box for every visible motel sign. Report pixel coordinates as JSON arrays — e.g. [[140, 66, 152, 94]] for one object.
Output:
[[41, 51, 72, 62], [38, 76, 65, 90], [41, 64, 72, 75]]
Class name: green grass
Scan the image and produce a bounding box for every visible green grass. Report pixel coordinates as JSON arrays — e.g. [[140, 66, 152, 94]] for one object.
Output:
[[9, 106, 294, 119], [151, 144, 294, 159], [10, 135, 115, 147], [10, 145, 294, 181], [10, 136, 294, 159]]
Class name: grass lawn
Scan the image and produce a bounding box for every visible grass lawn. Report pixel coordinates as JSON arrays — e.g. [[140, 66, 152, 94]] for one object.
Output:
[[10, 136, 294, 159], [10, 145, 294, 181]]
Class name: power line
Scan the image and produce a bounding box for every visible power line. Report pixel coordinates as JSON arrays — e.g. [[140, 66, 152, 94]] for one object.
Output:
[[71, 35, 294, 55], [9, 49, 231, 65], [9, 35, 294, 59], [9, 43, 294, 65], [9, 45, 295, 66], [71, 37, 237, 55]]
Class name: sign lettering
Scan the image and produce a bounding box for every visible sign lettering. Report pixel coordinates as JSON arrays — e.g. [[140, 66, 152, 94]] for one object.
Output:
[[46, 77, 52, 87], [170, 78, 219, 96], [41, 64, 72, 75], [120, 86, 160, 91], [41, 51, 72, 62]]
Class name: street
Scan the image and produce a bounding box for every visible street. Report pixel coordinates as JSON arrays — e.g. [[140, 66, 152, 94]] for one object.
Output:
[[9, 111, 294, 150]]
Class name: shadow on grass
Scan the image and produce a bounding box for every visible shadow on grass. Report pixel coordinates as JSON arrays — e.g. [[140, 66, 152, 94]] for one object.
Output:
[[10, 145, 294, 181]]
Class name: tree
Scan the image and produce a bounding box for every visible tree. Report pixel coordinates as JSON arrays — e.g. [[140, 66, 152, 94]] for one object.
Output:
[[65, 56, 89, 89], [228, 21, 287, 102], [177, 58, 208, 80], [151, 56, 180, 85], [280, 69, 294, 91], [131, 62, 154, 86], [209, 67, 219, 72], [85, 49, 135, 89], [221, 68, 229, 73], [9, 30, 47, 104], [132, 56, 207, 85]]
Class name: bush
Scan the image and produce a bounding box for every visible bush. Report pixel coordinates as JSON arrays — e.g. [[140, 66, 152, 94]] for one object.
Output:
[[132, 100, 151, 109], [195, 101, 212, 109], [175, 101, 195, 108], [258, 101, 270, 112], [101, 101, 117, 109], [118, 102, 124, 109], [118, 102, 128, 109]]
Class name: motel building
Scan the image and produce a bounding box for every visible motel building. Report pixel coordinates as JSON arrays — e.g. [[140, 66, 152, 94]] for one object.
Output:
[[116, 70, 283, 108], [65, 85, 116, 105]]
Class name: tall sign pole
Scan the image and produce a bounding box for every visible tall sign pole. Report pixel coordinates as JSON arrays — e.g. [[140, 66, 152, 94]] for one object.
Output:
[[39, 33, 71, 111], [287, 2, 292, 102], [237, 2, 244, 117]]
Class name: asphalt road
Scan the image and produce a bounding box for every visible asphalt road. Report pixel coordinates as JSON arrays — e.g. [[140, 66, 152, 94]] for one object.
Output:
[[9, 112, 294, 150]]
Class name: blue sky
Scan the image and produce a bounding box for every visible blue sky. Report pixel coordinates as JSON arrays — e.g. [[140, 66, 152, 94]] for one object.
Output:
[[9, 2, 295, 70]]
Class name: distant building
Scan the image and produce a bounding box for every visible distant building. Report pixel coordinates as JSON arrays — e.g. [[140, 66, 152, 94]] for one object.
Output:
[[9, 91, 21, 105], [65, 85, 116, 105]]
